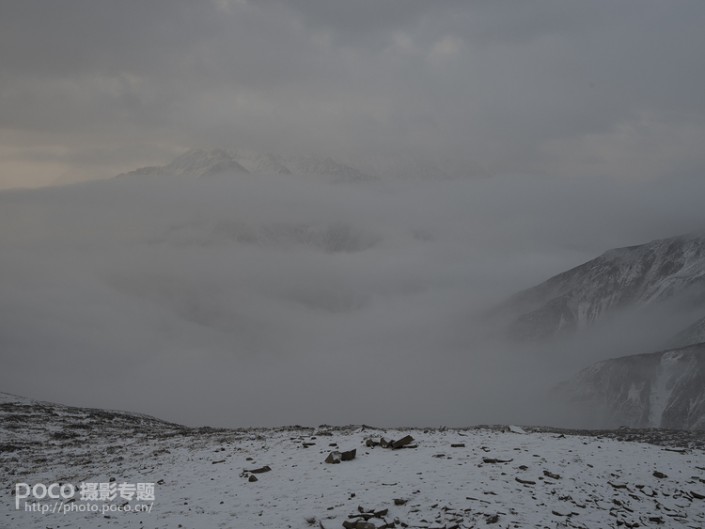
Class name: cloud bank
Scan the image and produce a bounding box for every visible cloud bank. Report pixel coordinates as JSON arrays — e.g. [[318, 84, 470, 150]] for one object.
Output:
[[2, 167, 705, 427]]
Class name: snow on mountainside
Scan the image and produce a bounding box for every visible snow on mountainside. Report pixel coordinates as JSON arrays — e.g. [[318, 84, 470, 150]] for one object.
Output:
[[162, 148, 250, 177], [556, 343, 705, 430], [117, 148, 375, 182], [497, 233, 705, 340], [3, 392, 705, 528]]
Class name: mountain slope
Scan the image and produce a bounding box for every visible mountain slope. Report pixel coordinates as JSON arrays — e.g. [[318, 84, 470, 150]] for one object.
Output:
[[498, 233, 705, 340], [0, 391, 187, 454], [555, 343, 705, 430]]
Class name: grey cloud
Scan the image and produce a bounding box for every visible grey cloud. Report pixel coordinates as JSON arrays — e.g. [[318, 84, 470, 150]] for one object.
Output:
[[2, 0, 705, 184]]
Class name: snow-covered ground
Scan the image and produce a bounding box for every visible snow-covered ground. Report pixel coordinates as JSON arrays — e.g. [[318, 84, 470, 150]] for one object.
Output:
[[2, 392, 705, 529]]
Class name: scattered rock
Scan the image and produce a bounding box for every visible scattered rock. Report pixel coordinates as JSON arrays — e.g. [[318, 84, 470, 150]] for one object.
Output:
[[248, 475, 258, 482], [653, 470, 667, 479], [486, 513, 500, 524], [315, 430, 333, 436], [543, 470, 561, 480], [325, 451, 342, 464], [245, 465, 271, 474], [392, 435, 415, 449], [508, 425, 526, 434], [515, 477, 536, 485], [451, 443, 465, 448], [343, 520, 376, 529], [325, 449, 355, 463]]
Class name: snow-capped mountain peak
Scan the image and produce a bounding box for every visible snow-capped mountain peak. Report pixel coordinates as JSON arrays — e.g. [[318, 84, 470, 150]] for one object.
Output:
[[163, 148, 250, 177], [116, 149, 376, 182]]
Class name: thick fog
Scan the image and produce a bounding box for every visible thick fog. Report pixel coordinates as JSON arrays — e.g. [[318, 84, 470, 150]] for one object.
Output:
[[2, 1, 705, 427], [2, 169, 705, 427]]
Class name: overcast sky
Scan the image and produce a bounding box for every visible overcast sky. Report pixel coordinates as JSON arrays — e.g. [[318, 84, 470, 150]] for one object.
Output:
[[2, 0, 705, 187]]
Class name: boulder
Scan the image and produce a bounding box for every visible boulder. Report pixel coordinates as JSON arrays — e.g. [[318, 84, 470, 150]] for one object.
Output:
[[325, 451, 342, 464], [341, 449, 357, 461]]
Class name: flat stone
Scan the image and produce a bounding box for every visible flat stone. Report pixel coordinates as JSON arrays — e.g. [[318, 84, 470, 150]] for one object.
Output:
[[245, 465, 271, 474]]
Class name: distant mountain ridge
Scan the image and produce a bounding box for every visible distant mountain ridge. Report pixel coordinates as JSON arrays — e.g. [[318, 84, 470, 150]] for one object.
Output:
[[555, 343, 705, 430], [498, 233, 705, 340], [118, 148, 376, 182]]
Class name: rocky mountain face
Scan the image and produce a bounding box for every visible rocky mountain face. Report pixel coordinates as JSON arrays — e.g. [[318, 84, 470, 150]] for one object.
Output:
[[555, 343, 705, 430], [499, 233, 705, 430], [119, 148, 375, 182], [498, 234, 705, 340]]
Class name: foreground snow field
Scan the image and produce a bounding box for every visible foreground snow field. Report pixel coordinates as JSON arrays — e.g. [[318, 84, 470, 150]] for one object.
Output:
[[2, 393, 705, 529]]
